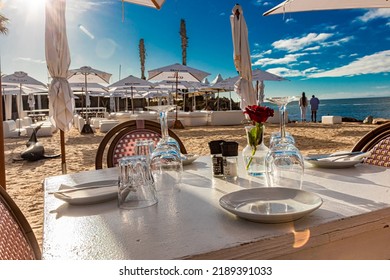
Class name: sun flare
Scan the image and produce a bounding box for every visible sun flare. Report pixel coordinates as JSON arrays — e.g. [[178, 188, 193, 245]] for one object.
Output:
[[23, 0, 46, 13]]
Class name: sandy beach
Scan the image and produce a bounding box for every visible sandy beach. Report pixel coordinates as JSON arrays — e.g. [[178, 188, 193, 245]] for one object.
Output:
[[3, 121, 379, 250]]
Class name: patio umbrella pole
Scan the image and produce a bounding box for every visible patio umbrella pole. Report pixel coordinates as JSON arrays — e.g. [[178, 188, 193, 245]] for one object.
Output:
[[0, 74, 6, 189], [172, 72, 184, 129], [60, 130, 67, 174], [81, 72, 93, 134]]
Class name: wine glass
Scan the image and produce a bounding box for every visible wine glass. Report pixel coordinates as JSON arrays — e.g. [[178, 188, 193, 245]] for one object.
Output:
[[265, 96, 304, 190], [145, 105, 183, 187], [266, 96, 298, 145]]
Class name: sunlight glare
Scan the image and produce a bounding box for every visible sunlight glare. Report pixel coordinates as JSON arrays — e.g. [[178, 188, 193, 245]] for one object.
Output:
[[23, 0, 46, 14]]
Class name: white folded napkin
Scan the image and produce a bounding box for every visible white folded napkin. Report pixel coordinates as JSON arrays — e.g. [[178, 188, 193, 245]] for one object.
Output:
[[52, 180, 119, 205]]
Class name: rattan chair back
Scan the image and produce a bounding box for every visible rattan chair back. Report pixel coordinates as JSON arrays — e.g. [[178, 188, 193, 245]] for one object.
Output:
[[0, 186, 41, 260], [95, 119, 187, 169], [352, 122, 390, 167]]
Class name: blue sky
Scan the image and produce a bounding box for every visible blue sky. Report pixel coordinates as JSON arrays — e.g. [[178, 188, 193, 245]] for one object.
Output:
[[0, 0, 389, 100]]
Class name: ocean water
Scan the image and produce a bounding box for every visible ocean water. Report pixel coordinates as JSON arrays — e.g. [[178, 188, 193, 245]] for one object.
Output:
[[264, 96, 390, 122]]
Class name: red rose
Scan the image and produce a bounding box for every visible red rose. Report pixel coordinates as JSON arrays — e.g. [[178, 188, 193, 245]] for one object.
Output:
[[244, 105, 274, 124]]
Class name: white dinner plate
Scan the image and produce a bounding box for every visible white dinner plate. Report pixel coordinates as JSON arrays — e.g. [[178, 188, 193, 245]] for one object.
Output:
[[219, 188, 323, 223], [305, 158, 362, 169], [53, 180, 118, 205], [182, 154, 199, 166]]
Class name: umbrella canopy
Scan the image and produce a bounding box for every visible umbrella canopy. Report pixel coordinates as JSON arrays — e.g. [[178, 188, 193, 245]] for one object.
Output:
[[68, 66, 111, 84], [2, 71, 46, 87], [123, 0, 166, 10], [109, 75, 153, 113], [148, 63, 210, 83], [2, 71, 46, 120], [263, 0, 390, 16], [148, 63, 210, 128], [230, 4, 256, 110], [109, 74, 154, 89], [252, 69, 288, 82]]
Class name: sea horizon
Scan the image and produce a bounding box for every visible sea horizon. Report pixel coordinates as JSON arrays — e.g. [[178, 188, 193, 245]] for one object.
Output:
[[264, 96, 390, 122]]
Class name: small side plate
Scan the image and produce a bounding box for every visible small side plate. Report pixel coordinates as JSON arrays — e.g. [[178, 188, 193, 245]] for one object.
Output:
[[182, 154, 199, 166], [219, 188, 322, 223]]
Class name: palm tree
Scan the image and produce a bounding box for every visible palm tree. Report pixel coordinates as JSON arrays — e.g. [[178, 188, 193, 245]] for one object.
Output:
[[179, 19, 188, 66], [139, 39, 146, 80], [0, 14, 9, 34]]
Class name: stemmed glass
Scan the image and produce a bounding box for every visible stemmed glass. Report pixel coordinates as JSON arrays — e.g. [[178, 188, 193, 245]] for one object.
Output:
[[145, 105, 183, 187], [265, 96, 304, 190]]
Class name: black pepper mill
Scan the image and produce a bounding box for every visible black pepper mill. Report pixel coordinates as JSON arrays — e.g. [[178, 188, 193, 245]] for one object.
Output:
[[208, 140, 226, 177]]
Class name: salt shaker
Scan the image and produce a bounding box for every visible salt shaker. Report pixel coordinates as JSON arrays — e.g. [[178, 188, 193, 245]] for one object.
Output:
[[208, 140, 225, 177], [221, 141, 239, 180]]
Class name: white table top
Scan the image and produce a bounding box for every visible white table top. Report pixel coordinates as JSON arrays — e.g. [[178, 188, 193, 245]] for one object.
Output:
[[42, 156, 390, 260]]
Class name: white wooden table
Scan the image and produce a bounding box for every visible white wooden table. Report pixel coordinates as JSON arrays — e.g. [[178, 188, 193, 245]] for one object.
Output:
[[42, 156, 390, 259]]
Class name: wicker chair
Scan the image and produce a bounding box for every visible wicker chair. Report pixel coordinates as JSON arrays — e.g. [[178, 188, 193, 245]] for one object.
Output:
[[0, 186, 41, 260], [95, 119, 187, 169], [351, 122, 390, 168]]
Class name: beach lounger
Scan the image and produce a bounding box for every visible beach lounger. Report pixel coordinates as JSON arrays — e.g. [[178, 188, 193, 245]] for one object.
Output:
[[95, 119, 187, 169], [2, 120, 26, 138], [0, 185, 41, 260]]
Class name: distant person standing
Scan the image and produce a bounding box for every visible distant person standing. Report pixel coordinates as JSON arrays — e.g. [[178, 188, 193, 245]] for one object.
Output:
[[299, 92, 308, 122], [310, 95, 320, 122]]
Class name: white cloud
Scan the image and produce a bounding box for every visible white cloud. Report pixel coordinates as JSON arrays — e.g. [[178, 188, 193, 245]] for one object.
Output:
[[272, 33, 333, 52], [304, 46, 320, 52], [322, 36, 354, 48], [265, 67, 303, 77], [253, 53, 305, 66], [252, 49, 272, 59], [357, 9, 390, 22], [309, 50, 390, 78]]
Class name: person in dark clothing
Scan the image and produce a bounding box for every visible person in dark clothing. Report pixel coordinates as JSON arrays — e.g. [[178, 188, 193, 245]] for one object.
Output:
[[310, 95, 320, 122]]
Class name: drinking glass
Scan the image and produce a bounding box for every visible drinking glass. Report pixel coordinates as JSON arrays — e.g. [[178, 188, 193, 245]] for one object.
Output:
[[265, 96, 304, 189], [266, 96, 298, 144], [118, 155, 157, 209], [146, 105, 183, 187]]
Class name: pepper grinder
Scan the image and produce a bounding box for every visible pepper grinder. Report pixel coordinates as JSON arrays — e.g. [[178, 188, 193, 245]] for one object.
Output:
[[208, 140, 226, 177]]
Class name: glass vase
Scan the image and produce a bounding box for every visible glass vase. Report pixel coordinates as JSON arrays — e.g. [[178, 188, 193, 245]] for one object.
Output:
[[242, 124, 269, 177]]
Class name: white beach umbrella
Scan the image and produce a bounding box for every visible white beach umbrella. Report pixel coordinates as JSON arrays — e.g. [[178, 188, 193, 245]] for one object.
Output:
[[2, 71, 46, 132], [263, 0, 390, 16], [68, 66, 111, 132], [109, 75, 153, 113], [45, 0, 73, 174], [148, 63, 210, 128], [230, 4, 256, 110]]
